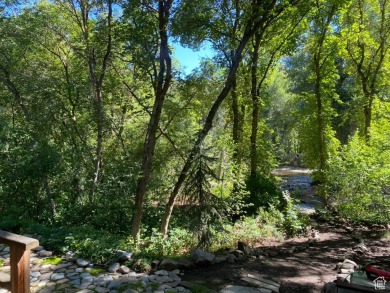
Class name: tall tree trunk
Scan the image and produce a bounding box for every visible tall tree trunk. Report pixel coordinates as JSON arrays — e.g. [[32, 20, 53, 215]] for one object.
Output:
[[314, 53, 326, 182], [347, 0, 388, 141], [248, 9, 305, 177], [230, 77, 243, 195], [231, 0, 241, 164], [312, 1, 337, 202], [160, 0, 296, 237], [160, 63, 241, 237], [231, 77, 240, 162], [91, 87, 104, 203], [363, 95, 372, 140], [67, 0, 113, 203], [83, 0, 113, 203], [131, 0, 173, 239], [250, 33, 261, 177]]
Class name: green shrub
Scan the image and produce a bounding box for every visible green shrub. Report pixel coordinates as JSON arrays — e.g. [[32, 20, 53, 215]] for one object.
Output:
[[25, 224, 128, 265], [281, 203, 310, 237], [325, 121, 390, 224], [244, 172, 282, 216], [0, 218, 30, 233], [211, 202, 309, 251], [132, 228, 196, 259]]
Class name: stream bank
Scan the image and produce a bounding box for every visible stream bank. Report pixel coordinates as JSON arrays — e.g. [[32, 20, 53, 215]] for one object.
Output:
[[273, 166, 323, 214]]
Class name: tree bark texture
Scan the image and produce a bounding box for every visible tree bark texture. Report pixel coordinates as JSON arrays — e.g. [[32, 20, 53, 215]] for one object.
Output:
[[347, 0, 388, 141], [131, 0, 173, 238], [87, 0, 113, 204], [250, 33, 261, 177], [231, 76, 240, 161], [160, 0, 303, 237], [312, 1, 337, 201]]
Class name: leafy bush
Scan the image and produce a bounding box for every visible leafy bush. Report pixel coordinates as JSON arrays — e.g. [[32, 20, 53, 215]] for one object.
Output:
[[234, 215, 284, 242], [244, 172, 283, 216], [0, 202, 307, 269], [131, 228, 196, 259], [64, 234, 118, 265], [0, 217, 29, 233], [325, 110, 390, 224], [22, 224, 126, 265], [211, 203, 309, 251], [281, 202, 310, 236]]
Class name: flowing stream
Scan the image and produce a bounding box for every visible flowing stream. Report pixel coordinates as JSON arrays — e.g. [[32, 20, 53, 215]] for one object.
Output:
[[273, 166, 322, 214]]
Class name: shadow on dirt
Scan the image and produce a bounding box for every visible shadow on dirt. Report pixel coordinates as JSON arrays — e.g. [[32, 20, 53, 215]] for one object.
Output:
[[181, 223, 390, 293]]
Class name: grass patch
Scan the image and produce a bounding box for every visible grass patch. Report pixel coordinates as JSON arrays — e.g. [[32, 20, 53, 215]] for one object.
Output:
[[0, 259, 4, 266], [88, 267, 106, 276], [42, 256, 62, 265]]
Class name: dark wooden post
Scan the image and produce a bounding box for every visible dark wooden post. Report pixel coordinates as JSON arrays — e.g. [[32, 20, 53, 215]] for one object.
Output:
[[0, 230, 39, 293]]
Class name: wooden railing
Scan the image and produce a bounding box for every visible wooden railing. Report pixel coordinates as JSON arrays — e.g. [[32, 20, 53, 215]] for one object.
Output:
[[0, 230, 39, 293]]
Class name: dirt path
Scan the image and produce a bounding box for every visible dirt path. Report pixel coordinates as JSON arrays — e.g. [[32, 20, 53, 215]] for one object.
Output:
[[181, 222, 390, 292], [179, 167, 390, 292]]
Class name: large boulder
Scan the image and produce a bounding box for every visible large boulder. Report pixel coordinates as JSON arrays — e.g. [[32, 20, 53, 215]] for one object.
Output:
[[65, 251, 76, 262], [190, 248, 215, 265], [108, 262, 120, 273], [117, 251, 133, 262], [76, 258, 90, 268]]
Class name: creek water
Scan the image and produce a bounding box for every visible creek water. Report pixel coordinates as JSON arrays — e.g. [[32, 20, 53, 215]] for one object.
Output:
[[273, 166, 321, 214]]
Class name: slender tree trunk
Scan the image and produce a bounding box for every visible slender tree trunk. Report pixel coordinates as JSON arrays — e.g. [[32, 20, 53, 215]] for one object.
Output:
[[91, 87, 104, 203], [131, 0, 173, 239], [160, 81, 236, 237], [314, 53, 326, 182], [229, 0, 242, 193], [231, 0, 241, 164], [360, 81, 373, 141], [250, 34, 261, 177], [364, 95, 372, 140], [84, 0, 112, 203], [231, 76, 244, 194], [160, 0, 285, 236], [231, 77, 240, 161], [312, 1, 337, 202], [348, 0, 388, 141], [248, 9, 305, 177]]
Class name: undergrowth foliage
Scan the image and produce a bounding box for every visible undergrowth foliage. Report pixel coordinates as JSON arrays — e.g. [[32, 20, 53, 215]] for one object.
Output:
[[244, 172, 283, 215], [325, 104, 390, 224], [0, 206, 310, 269]]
